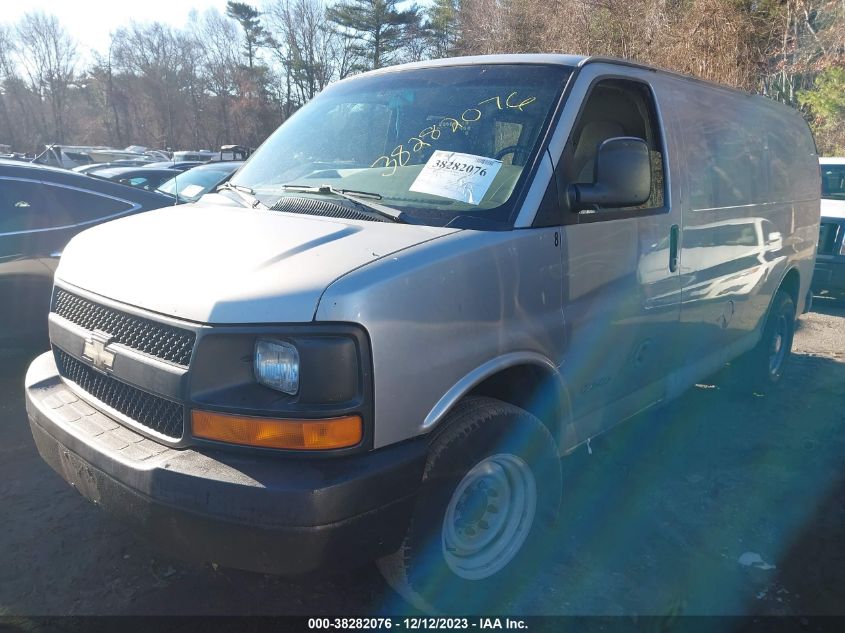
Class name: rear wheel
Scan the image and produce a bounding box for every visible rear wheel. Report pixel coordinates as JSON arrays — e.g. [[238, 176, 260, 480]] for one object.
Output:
[[730, 289, 796, 392], [377, 397, 561, 613]]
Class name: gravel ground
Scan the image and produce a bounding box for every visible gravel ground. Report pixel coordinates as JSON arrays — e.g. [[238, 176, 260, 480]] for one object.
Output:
[[1, 300, 843, 616]]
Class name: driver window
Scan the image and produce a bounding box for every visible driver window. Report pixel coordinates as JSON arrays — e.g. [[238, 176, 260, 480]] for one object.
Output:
[[493, 121, 524, 165], [563, 78, 665, 212]]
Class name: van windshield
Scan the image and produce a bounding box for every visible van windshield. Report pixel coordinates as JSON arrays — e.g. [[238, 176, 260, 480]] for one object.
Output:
[[230, 64, 571, 227]]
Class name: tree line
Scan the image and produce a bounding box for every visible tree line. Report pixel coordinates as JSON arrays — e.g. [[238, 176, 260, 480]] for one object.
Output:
[[0, 0, 843, 156]]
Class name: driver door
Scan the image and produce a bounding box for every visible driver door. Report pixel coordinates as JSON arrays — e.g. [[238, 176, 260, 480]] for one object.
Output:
[[550, 68, 683, 429]]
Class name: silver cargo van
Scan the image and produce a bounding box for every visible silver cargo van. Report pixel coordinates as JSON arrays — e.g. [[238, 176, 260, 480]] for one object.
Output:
[[25, 55, 820, 612]]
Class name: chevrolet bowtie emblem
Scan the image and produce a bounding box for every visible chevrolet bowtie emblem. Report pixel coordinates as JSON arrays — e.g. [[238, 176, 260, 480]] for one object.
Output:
[[82, 330, 115, 372]]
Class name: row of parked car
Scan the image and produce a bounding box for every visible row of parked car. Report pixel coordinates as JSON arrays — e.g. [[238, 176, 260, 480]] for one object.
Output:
[[75, 160, 242, 202], [3, 151, 844, 348], [0, 156, 242, 343]]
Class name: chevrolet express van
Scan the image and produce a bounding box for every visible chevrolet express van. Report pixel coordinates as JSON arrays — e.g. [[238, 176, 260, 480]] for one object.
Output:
[[25, 55, 820, 612]]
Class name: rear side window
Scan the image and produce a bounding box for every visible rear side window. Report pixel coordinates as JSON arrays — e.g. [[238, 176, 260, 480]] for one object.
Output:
[[41, 184, 134, 224], [766, 123, 817, 201], [684, 108, 768, 209], [0, 179, 49, 233], [680, 86, 817, 209]]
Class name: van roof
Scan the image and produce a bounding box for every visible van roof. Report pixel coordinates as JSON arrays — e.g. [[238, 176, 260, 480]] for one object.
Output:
[[361, 54, 588, 74], [352, 53, 767, 101]]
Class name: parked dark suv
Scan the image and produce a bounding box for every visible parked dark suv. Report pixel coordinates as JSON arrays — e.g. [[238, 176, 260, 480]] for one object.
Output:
[[0, 160, 172, 344]]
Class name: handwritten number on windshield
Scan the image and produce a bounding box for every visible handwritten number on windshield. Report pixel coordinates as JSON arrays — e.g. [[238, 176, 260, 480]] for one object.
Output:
[[439, 117, 464, 133], [462, 108, 482, 122], [419, 125, 441, 141], [506, 92, 536, 110], [478, 92, 537, 111], [391, 145, 411, 167], [409, 137, 431, 152], [371, 92, 536, 177]]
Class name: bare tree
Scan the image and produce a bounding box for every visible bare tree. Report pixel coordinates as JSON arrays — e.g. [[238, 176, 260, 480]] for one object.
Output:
[[0, 24, 18, 146], [16, 12, 78, 142], [0, 24, 14, 79], [194, 8, 242, 143], [266, 0, 339, 103], [111, 22, 198, 148]]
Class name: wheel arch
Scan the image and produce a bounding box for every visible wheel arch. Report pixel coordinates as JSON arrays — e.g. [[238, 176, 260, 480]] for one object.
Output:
[[746, 266, 801, 347], [778, 266, 801, 310], [422, 353, 572, 451]]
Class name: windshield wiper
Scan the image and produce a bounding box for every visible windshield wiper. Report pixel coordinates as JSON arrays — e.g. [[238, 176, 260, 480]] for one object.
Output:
[[217, 182, 267, 210], [280, 184, 406, 223]]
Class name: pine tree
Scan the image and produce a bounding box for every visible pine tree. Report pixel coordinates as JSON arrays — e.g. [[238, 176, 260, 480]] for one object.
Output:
[[327, 0, 421, 70], [226, 1, 267, 69], [426, 0, 459, 58], [798, 67, 845, 155]]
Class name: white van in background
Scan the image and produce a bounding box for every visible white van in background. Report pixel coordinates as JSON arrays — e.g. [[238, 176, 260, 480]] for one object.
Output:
[[813, 157, 845, 299]]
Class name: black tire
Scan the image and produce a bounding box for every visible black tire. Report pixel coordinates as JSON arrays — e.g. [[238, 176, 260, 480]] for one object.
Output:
[[377, 396, 561, 614], [730, 289, 796, 393]]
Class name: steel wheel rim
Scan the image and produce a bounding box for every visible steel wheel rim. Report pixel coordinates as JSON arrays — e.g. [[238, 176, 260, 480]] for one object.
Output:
[[441, 453, 537, 581], [768, 313, 789, 377]]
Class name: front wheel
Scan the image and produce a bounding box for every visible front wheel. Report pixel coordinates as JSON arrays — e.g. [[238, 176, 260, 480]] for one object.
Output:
[[377, 397, 561, 613]]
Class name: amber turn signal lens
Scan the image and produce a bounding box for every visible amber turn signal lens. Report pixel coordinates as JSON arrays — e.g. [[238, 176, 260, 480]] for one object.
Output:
[[191, 410, 363, 450]]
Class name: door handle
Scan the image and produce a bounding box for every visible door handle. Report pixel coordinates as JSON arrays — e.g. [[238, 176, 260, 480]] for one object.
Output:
[[669, 224, 679, 272]]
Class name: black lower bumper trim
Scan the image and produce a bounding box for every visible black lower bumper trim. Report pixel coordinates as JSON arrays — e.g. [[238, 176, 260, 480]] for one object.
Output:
[[25, 351, 426, 575]]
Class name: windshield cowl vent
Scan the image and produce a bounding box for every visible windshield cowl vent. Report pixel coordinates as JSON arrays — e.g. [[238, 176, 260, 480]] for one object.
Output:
[[269, 197, 388, 222]]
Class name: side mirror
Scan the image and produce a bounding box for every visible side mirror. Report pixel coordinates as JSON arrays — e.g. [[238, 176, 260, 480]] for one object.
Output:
[[568, 137, 651, 211]]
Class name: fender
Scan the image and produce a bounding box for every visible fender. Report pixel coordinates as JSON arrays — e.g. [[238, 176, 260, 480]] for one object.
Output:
[[422, 351, 573, 449], [767, 265, 802, 329]]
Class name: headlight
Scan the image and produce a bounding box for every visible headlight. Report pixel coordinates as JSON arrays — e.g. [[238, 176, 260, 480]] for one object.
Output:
[[254, 339, 299, 395]]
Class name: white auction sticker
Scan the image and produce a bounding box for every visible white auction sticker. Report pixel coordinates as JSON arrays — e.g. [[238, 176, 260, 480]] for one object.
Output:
[[181, 184, 205, 197], [410, 151, 503, 205]]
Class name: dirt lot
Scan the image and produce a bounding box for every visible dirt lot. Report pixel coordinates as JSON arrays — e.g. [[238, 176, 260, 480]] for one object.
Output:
[[1, 300, 844, 616]]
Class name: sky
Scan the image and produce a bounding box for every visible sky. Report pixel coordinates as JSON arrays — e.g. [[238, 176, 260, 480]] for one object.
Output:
[[3, 0, 230, 60]]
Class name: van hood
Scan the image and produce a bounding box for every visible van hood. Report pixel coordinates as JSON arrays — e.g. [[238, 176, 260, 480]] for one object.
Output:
[[56, 196, 457, 324]]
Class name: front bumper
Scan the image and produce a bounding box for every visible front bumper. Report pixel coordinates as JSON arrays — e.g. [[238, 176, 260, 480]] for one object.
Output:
[[25, 351, 426, 575], [812, 258, 845, 296]]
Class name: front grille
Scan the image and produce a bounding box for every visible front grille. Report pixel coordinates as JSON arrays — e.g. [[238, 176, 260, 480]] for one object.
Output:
[[53, 289, 195, 367], [55, 348, 184, 439]]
